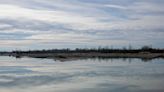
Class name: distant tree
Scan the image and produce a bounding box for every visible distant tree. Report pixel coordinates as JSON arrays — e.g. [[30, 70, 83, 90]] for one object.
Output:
[[110, 45, 113, 50], [122, 46, 127, 50], [141, 45, 152, 50], [128, 44, 132, 50]]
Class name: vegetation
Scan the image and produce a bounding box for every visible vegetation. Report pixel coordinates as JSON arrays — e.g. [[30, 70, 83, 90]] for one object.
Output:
[[0, 46, 164, 61], [9, 45, 164, 54]]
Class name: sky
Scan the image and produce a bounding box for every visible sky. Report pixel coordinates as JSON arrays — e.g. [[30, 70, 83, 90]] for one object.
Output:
[[0, 0, 164, 50]]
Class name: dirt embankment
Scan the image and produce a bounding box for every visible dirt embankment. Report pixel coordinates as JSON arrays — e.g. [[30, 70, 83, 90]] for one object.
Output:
[[11, 52, 164, 60]]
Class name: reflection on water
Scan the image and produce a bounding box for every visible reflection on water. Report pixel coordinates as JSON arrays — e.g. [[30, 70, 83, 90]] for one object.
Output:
[[0, 56, 164, 92]]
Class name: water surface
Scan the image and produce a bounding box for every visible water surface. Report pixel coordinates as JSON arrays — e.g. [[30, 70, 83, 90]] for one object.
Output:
[[0, 56, 164, 92]]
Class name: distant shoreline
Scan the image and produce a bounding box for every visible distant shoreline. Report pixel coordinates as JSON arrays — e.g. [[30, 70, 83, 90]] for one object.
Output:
[[16, 52, 164, 61], [0, 48, 164, 61]]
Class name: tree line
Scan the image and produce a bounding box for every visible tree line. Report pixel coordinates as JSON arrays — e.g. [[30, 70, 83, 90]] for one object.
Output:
[[10, 46, 164, 54]]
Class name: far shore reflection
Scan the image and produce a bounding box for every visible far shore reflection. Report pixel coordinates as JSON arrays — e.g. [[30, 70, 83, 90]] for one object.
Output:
[[0, 56, 164, 92], [13, 55, 163, 62]]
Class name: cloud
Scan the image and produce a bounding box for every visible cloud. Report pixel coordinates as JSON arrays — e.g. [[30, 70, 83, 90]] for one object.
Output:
[[104, 4, 127, 10], [0, 0, 164, 50]]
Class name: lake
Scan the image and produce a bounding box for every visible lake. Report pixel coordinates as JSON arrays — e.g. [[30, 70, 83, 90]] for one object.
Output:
[[0, 56, 164, 92]]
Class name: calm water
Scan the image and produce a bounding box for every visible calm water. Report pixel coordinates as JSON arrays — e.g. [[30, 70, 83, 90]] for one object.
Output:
[[0, 56, 164, 92]]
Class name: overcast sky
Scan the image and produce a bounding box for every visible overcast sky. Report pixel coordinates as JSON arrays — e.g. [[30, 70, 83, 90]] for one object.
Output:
[[0, 0, 164, 50]]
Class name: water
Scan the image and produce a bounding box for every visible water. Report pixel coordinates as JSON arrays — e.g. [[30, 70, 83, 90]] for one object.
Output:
[[0, 56, 164, 92]]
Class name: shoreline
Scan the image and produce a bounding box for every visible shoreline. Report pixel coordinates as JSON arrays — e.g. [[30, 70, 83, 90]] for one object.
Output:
[[1, 48, 164, 61], [5, 52, 164, 61]]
